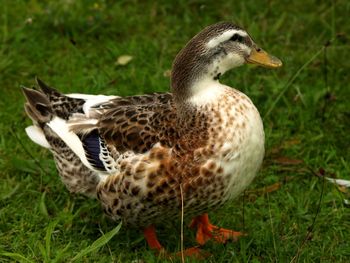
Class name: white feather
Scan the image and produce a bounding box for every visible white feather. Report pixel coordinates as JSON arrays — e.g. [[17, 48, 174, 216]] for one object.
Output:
[[66, 93, 118, 117], [66, 93, 119, 100], [206, 29, 247, 49], [189, 80, 226, 105], [47, 117, 96, 171], [25, 126, 51, 149], [68, 116, 98, 126]]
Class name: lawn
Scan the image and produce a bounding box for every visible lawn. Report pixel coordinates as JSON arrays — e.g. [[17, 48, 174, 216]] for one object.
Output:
[[0, 0, 349, 262]]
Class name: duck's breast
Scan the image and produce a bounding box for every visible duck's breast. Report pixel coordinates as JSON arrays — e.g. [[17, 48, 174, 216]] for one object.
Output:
[[205, 87, 265, 200]]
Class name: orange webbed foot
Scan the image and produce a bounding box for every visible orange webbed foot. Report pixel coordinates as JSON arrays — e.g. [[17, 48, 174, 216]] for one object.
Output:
[[143, 225, 211, 259], [190, 213, 246, 245]]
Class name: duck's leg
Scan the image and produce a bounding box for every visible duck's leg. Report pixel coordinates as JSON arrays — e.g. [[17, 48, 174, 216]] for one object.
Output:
[[190, 213, 245, 245], [143, 225, 163, 251], [143, 225, 209, 259]]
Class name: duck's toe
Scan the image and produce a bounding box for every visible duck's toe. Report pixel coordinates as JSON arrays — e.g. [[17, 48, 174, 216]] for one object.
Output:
[[190, 213, 246, 245]]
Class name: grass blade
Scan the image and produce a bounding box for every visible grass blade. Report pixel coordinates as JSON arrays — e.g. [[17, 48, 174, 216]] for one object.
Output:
[[0, 252, 35, 263], [45, 220, 60, 260], [52, 241, 71, 263], [37, 242, 47, 262], [70, 222, 122, 262], [39, 192, 49, 218]]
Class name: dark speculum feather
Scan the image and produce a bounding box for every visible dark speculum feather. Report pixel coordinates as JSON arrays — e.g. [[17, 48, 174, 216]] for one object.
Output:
[[81, 130, 106, 171]]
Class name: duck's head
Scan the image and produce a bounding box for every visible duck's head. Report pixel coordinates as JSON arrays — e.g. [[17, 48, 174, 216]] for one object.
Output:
[[171, 22, 282, 101]]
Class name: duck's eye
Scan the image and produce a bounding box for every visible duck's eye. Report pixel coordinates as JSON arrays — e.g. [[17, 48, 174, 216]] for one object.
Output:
[[230, 34, 244, 43]]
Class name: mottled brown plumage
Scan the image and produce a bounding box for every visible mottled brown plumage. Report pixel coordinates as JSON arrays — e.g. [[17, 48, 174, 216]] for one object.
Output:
[[94, 86, 263, 227], [23, 22, 282, 256]]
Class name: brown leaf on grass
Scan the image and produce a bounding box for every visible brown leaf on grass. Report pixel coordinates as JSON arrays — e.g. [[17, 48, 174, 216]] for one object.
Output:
[[163, 69, 171, 77], [338, 186, 349, 194], [283, 138, 301, 147], [246, 176, 296, 201], [269, 145, 282, 155], [274, 156, 304, 165], [262, 182, 282, 193], [247, 182, 282, 195], [268, 139, 301, 155], [276, 167, 309, 174]]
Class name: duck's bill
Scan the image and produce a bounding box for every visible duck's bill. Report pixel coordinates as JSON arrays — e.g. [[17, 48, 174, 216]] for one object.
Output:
[[246, 48, 282, 68]]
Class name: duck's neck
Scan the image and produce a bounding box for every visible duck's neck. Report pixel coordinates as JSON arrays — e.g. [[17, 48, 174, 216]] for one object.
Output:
[[170, 38, 206, 102], [171, 59, 224, 109], [171, 64, 202, 103], [170, 42, 229, 106]]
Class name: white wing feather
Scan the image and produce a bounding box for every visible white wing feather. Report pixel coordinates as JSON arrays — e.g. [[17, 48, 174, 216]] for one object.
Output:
[[25, 126, 51, 149], [47, 117, 97, 171]]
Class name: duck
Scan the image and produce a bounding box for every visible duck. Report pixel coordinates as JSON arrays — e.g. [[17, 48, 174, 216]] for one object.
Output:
[[22, 22, 282, 257]]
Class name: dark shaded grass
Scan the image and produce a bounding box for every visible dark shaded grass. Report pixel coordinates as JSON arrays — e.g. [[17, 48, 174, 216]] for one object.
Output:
[[1, 0, 349, 262]]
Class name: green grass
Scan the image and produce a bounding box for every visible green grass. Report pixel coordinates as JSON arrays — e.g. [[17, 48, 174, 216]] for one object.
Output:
[[1, 0, 350, 262]]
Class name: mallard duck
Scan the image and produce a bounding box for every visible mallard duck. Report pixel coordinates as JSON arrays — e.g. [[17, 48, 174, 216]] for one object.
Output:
[[23, 22, 282, 257]]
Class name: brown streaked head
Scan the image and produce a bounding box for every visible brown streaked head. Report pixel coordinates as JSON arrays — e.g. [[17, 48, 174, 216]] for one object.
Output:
[[171, 22, 282, 101]]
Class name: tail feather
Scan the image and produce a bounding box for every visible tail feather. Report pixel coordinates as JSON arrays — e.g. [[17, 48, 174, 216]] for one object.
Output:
[[22, 87, 52, 123], [24, 78, 86, 120], [25, 125, 51, 148], [24, 103, 41, 123], [36, 77, 62, 99], [22, 78, 104, 197]]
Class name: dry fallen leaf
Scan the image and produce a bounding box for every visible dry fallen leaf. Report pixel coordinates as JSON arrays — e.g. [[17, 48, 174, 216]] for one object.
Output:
[[283, 138, 301, 147], [338, 186, 349, 194], [25, 17, 33, 25], [261, 182, 282, 193], [116, 55, 133, 66], [163, 69, 171, 77], [269, 146, 282, 155], [246, 176, 295, 199], [268, 139, 301, 156]]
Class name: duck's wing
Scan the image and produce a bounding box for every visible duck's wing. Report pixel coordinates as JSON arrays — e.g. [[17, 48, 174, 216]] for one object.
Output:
[[97, 93, 177, 152], [67, 92, 180, 172], [23, 78, 179, 174]]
